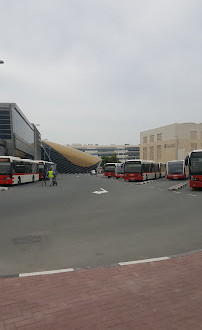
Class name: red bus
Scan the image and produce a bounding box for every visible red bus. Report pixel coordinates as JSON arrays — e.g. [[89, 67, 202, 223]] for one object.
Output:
[[123, 159, 160, 182], [185, 149, 202, 189], [0, 156, 39, 185], [103, 163, 117, 178], [115, 163, 124, 179], [166, 160, 188, 180]]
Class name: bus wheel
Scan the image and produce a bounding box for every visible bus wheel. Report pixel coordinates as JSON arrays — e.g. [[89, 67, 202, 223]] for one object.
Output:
[[32, 175, 35, 182], [17, 177, 21, 185]]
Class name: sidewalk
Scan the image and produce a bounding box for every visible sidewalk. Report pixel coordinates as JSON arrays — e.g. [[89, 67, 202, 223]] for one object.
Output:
[[0, 252, 202, 330]]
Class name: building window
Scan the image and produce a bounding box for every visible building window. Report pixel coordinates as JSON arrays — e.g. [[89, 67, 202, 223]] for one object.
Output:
[[157, 145, 162, 160], [190, 131, 197, 139], [150, 135, 154, 143], [150, 146, 154, 160], [191, 143, 197, 151], [143, 147, 147, 159], [157, 133, 162, 141], [143, 137, 148, 144]]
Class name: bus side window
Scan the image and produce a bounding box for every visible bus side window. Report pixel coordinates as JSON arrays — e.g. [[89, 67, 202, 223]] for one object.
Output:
[[13, 161, 16, 174]]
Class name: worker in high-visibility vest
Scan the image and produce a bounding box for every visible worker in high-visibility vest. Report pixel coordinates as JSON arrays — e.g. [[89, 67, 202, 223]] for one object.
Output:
[[48, 170, 54, 186]]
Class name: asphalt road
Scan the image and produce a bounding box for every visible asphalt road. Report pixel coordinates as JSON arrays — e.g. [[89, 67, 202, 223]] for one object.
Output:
[[0, 175, 201, 275]]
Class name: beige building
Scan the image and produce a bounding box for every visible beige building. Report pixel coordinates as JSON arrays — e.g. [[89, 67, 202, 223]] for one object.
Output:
[[140, 123, 202, 163]]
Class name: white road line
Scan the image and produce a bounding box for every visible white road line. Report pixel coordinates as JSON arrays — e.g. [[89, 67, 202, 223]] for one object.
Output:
[[0, 187, 8, 191], [93, 188, 108, 194], [187, 194, 197, 197], [19, 268, 74, 277], [174, 191, 181, 194], [118, 256, 170, 266]]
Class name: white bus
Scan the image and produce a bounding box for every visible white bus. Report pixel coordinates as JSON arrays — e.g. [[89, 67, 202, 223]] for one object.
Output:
[[167, 160, 188, 180], [124, 159, 160, 181], [104, 163, 117, 178], [0, 156, 39, 185], [115, 163, 125, 179]]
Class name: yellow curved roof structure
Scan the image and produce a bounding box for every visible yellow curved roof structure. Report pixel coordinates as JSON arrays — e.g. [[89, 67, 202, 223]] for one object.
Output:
[[42, 140, 100, 168]]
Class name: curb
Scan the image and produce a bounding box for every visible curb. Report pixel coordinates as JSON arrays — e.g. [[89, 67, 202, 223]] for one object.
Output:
[[168, 182, 187, 191], [137, 180, 156, 185], [1, 248, 202, 279]]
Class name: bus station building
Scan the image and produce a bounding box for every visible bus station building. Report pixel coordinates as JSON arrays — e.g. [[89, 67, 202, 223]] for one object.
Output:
[[0, 103, 41, 159]]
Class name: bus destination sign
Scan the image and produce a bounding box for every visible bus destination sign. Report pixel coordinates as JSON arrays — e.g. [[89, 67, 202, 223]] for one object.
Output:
[[0, 158, 10, 162]]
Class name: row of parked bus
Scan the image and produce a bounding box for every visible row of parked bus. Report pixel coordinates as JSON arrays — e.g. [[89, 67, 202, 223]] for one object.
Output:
[[103, 149, 202, 189], [0, 156, 56, 185]]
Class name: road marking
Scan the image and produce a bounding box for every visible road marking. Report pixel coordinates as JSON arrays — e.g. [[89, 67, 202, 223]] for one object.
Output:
[[174, 191, 181, 194], [118, 256, 170, 266], [93, 188, 108, 195], [19, 268, 74, 277], [0, 187, 8, 191], [187, 194, 197, 197]]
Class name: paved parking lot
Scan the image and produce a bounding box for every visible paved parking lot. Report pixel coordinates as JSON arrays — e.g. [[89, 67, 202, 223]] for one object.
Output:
[[0, 175, 201, 276]]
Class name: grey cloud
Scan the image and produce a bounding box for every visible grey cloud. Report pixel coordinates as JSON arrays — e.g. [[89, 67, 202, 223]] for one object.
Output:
[[0, 0, 202, 144]]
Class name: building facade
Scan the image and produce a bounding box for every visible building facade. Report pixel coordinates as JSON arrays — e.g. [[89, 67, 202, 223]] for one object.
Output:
[[140, 123, 202, 163], [0, 103, 41, 159], [70, 144, 140, 162], [42, 140, 101, 173]]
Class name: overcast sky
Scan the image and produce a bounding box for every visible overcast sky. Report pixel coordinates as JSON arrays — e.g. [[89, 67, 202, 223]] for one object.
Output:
[[0, 0, 202, 145]]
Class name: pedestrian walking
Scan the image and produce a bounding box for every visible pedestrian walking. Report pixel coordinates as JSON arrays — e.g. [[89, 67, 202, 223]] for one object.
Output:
[[48, 169, 54, 186]]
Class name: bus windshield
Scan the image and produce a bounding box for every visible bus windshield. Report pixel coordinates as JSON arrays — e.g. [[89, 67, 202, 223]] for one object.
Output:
[[0, 162, 11, 175], [116, 165, 124, 174], [125, 162, 142, 173], [104, 165, 115, 172], [167, 162, 183, 174], [190, 153, 202, 174]]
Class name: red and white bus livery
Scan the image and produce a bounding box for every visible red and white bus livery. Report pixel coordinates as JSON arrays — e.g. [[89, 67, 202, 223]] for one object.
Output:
[[166, 160, 188, 180], [185, 149, 202, 188], [104, 163, 117, 178], [115, 163, 124, 179], [0, 156, 39, 185], [123, 159, 160, 181]]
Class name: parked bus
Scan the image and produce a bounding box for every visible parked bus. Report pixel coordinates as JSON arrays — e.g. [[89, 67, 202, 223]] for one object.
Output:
[[103, 163, 117, 178], [123, 159, 160, 181], [37, 160, 56, 180], [185, 149, 202, 188], [166, 160, 188, 180], [159, 162, 166, 178], [0, 156, 39, 185], [115, 163, 125, 179]]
